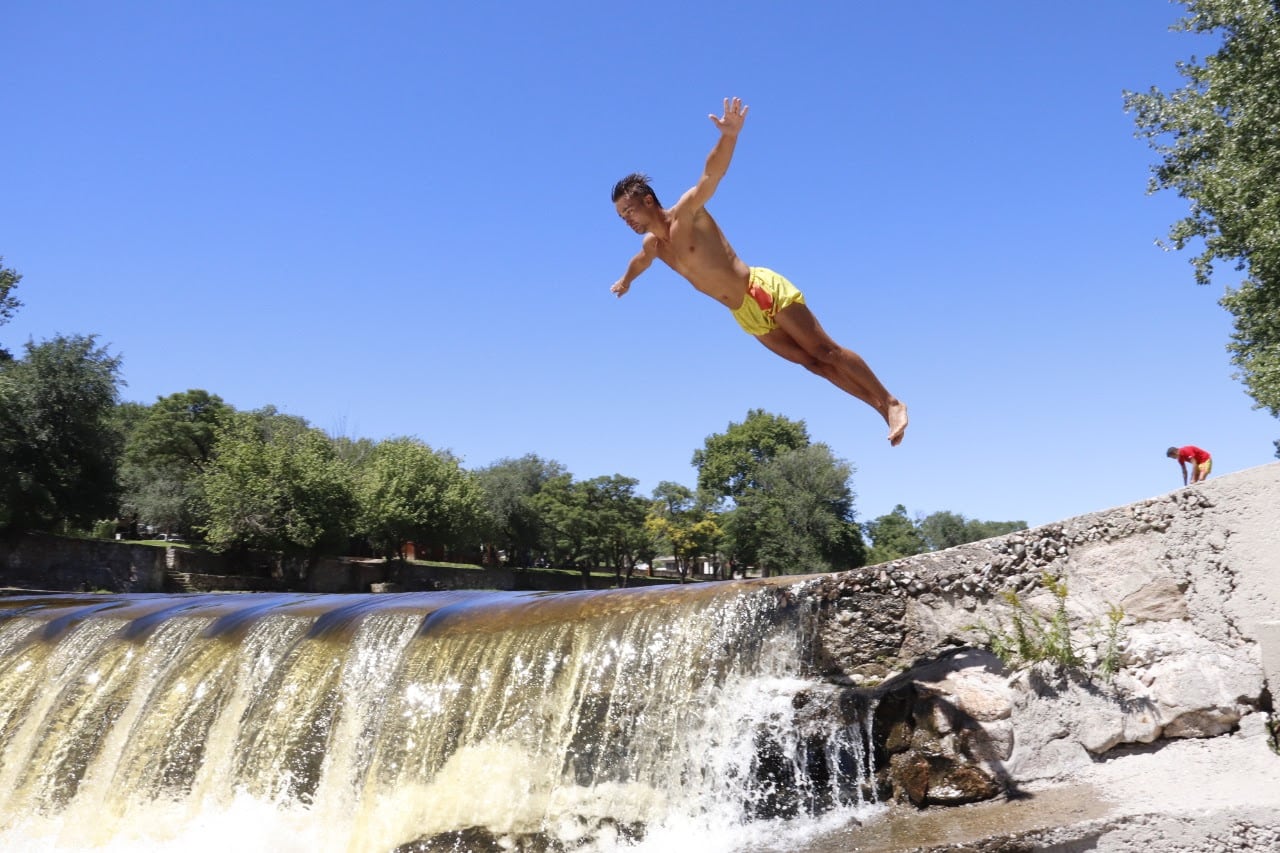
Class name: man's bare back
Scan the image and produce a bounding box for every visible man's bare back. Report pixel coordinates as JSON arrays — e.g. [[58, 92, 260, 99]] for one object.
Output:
[[609, 98, 908, 446]]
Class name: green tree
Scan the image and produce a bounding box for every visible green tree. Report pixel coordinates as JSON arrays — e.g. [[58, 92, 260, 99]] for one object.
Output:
[[863, 504, 927, 565], [474, 454, 566, 567], [917, 510, 968, 552], [331, 435, 377, 469], [355, 437, 485, 561], [692, 409, 811, 503], [1125, 0, 1280, 416], [918, 510, 1027, 551], [0, 257, 22, 362], [652, 480, 697, 516], [1222, 279, 1280, 417], [733, 444, 864, 576], [110, 401, 150, 440], [0, 335, 123, 533], [578, 474, 649, 585], [523, 473, 636, 584], [646, 481, 722, 581], [645, 511, 721, 583], [200, 411, 356, 556], [127, 389, 228, 469], [525, 473, 658, 586], [531, 473, 592, 570], [118, 389, 232, 537], [964, 518, 1028, 542]]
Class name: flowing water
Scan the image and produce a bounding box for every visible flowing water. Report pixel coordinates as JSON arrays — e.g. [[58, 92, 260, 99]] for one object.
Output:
[[0, 582, 881, 852]]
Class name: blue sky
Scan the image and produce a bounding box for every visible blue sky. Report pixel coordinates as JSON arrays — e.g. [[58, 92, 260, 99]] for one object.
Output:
[[4, 1, 1276, 530]]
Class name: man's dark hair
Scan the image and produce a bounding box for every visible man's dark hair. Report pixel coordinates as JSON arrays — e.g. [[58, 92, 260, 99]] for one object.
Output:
[[612, 172, 660, 205], [1166, 446, 1179, 458]]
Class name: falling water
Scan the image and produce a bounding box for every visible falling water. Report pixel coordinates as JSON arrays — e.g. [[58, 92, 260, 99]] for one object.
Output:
[[0, 581, 881, 852]]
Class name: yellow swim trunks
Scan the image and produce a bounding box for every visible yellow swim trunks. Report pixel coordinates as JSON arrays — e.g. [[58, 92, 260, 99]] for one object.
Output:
[[731, 267, 806, 336]]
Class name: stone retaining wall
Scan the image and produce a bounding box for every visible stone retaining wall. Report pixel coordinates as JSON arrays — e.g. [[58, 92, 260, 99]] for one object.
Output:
[[0, 534, 683, 594], [0, 532, 166, 592]]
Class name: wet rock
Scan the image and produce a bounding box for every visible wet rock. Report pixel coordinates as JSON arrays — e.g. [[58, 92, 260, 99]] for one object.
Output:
[[394, 827, 508, 852], [923, 763, 1003, 805], [393, 819, 645, 853], [871, 650, 1016, 806], [892, 754, 931, 804]]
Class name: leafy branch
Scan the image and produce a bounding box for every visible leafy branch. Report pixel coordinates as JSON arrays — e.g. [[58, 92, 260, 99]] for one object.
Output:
[[970, 572, 1125, 681]]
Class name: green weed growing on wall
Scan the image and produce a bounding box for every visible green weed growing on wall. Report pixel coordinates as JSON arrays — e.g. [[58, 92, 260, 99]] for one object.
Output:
[[970, 572, 1125, 682]]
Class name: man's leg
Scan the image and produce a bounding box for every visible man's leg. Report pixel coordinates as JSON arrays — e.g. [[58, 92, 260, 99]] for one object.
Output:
[[760, 303, 908, 445]]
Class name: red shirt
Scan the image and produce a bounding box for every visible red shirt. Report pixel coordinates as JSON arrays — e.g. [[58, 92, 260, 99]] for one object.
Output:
[[1177, 446, 1211, 464]]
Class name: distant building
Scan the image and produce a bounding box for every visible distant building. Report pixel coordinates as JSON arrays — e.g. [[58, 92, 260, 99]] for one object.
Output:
[[650, 556, 716, 577]]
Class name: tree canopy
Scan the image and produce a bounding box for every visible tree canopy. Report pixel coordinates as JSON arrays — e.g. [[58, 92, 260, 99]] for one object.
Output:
[[865, 506, 1027, 565], [0, 258, 22, 362], [118, 389, 231, 535], [0, 335, 123, 532], [863, 505, 927, 566], [692, 409, 810, 503], [733, 444, 864, 575], [200, 410, 356, 555], [917, 510, 1027, 552], [646, 480, 720, 580], [1125, 0, 1280, 418], [474, 454, 565, 567], [355, 437, 486, 561], [0, 254, 1026, 577], [695, 412, 863, 576], [0, 254, 1032, 579]]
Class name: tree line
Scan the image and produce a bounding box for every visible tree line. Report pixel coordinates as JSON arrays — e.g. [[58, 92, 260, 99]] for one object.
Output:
[[0, 275, 1023, 582], [12, 0, 1280, 580]]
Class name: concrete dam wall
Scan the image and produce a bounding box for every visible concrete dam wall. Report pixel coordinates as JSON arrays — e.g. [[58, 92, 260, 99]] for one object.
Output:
[[796, 460, 1280, 850]]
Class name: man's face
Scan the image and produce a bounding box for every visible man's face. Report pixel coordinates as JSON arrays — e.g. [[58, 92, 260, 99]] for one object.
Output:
[[615, 193, 652, 233]]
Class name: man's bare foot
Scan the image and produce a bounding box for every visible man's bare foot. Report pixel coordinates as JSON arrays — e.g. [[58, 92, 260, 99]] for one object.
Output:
[[886, 400, 908, 446]]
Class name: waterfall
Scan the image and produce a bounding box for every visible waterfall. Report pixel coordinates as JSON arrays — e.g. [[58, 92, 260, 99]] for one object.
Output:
[[0, 583, 880, 852]]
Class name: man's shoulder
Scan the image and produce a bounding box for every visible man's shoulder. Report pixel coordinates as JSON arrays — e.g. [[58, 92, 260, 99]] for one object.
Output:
[[669, 185, 713, 217], [670, 204, 715, 231]]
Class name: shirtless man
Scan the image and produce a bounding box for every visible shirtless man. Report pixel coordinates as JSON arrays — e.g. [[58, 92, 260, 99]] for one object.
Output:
[[610, 97, 909, 446]]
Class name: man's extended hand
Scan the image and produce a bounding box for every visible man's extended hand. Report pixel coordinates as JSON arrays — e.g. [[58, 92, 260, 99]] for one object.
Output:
[[709, 97, 748, 136], [611, 279, 630, 298]]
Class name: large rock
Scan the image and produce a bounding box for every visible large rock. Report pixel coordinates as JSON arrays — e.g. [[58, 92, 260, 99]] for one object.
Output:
[[1146, 651, 1263, 737], [873, 650, 1016, 805]]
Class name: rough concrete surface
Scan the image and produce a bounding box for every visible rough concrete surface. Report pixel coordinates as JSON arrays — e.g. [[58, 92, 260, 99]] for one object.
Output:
[[807, 462, 1280, 851]]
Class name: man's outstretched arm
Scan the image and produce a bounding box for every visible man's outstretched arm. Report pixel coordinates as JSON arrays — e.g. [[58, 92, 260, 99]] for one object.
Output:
[[611, 234, 659, 297], [672, 97, 749, 216]]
